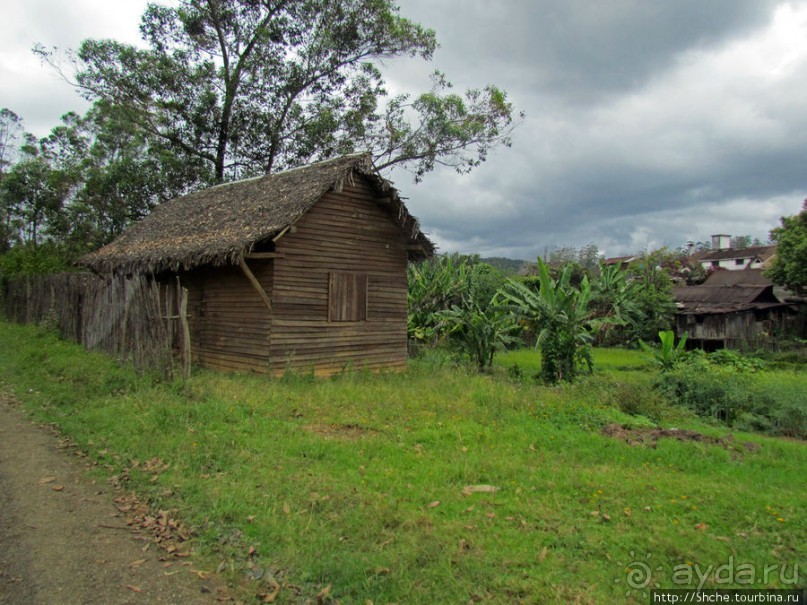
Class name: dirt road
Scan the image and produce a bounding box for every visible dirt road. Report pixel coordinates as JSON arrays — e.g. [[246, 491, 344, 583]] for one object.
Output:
[[0, 395, 222, 604]]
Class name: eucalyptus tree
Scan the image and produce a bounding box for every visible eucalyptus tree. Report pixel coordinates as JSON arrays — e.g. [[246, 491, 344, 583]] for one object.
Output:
[[0, 108, 25, 180], [41, 0, 520, 182], [1, 155, 73, 249]]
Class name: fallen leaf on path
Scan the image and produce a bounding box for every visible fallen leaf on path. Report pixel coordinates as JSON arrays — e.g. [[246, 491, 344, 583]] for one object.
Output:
[[428, 501, 441, 508], [38, 476, 57, 485], [124, 585, 142, 593], [129, 558, 147, 568], [51, 485, 64, 492]]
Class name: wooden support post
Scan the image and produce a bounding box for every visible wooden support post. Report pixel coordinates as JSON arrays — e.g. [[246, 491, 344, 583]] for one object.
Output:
[[238, 258, 273, 312], [177, 277, 191, 380]]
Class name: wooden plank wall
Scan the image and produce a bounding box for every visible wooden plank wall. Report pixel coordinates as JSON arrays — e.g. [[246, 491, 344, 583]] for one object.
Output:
[[270, 174, 409, 375], [184, 262, 273, 373]]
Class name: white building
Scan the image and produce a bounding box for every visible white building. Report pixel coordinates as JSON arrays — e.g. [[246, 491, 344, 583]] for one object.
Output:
[[690, 235, 776, 271]]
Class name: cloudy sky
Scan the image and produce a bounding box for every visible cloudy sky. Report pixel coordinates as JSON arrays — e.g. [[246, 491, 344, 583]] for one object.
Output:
[[2, 0, 805, 259]]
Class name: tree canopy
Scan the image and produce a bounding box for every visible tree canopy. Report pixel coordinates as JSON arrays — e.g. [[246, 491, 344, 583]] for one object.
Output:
[[38, 0, 521, 183], [767, 201, 807, 296]]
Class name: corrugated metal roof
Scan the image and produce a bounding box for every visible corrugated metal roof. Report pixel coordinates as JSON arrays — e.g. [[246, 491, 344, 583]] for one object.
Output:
[[672, 283, 786, 315], [703, 269, 772, 287]]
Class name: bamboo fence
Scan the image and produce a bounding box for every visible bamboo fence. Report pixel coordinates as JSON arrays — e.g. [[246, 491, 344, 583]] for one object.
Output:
[[1, 273, 190, 378]]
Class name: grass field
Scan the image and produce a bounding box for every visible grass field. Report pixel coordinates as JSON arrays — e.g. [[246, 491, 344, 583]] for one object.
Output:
[[0, 321, 804, 603]]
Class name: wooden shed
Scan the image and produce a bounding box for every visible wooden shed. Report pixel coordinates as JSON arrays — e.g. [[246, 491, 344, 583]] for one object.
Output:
[[80, 154, 435, 375], [672, 270, 796, 351]]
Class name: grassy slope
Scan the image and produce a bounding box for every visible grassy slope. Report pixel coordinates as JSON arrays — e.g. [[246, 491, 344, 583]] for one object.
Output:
[[0, 322, 804, 603]]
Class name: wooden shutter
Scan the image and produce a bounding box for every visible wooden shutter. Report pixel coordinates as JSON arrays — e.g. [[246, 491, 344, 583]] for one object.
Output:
[[329, 272, 367, 322]]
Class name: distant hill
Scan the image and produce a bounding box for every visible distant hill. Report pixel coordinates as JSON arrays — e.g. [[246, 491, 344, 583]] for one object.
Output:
[[480, 257, 531, 274]]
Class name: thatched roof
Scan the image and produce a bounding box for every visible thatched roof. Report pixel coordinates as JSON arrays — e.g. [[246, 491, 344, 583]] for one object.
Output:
[[80, 153, 435, 275]]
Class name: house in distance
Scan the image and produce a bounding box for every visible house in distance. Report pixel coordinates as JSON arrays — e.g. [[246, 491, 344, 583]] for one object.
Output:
[[80, 153, 435, 376], [689, 234, 777, 271]]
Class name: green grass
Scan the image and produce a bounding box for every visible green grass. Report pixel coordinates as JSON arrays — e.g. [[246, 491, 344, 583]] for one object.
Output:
[[0, 321, 804, 603]]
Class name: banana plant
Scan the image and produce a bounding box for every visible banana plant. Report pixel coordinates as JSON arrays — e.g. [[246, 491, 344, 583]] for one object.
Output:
[[640, 330, 688, 371], [497, 259, 597, 383]]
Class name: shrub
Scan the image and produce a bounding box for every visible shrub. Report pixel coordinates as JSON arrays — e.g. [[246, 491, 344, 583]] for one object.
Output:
[[609, 381, 669, 424], [655, 365, 805, 437], [656, 367, 752, 424], [707, 349, 766, 372]]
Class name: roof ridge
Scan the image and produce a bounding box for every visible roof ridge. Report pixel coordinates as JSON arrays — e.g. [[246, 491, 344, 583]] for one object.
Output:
[[203, 152, 373, 194]]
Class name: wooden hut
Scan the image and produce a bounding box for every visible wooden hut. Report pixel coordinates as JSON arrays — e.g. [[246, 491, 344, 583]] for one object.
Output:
[[672, 270, 795, 351], [80, 154, 435, 375]]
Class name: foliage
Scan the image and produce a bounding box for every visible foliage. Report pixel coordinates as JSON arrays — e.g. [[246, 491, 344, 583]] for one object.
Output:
[[1, 154, 75, 248], [0, 108, 25, 179], [0, 104, 209, 268], [655, 366, 752, 424], [478, 256, 528, 275], [41, 0, 520, 182], [640, 330, 688, 371], [436, 293, 520, 371], [57, 103, 210, 252], [589, 262, 637, 345], [525, 250, 677, 349], [498, 259, 598, 383], [705, 349, 766, 373], [407, 254, 507, 345], [0, 241, 75, 278], [622, 251, 677, 344], [729, 234, 765, 250], [767, 200, 807, 296], [643, 347, 802, 436], [545, 242, 602, 275]]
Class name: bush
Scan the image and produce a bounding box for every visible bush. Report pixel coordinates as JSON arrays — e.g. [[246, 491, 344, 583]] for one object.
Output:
[[608, 381, 669, 424], [655, 365, 805, 437], [707, 349, 766, 372], [656, 367, 752, 424]]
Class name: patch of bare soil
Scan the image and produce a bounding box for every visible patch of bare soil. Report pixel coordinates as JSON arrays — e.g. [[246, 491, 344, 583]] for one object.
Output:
[[0, 394, 228, 604], [302, 423, 377, 440], [601, 423, 761, 453]]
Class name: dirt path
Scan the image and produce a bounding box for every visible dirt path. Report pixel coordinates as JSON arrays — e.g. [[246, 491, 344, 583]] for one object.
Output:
[[0, 395, 223, 604]]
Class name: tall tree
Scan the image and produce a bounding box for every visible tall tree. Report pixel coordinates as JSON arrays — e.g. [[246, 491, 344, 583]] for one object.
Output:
[[1, 156, 73, 248], [56, 103, 210, 251], [0, 108, 25, 181], [767, 201, 807, 296], [41, 0, 520, 182]]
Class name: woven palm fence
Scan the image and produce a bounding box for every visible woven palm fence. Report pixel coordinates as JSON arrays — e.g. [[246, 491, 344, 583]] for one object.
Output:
[[1, 273, 189, 377]]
